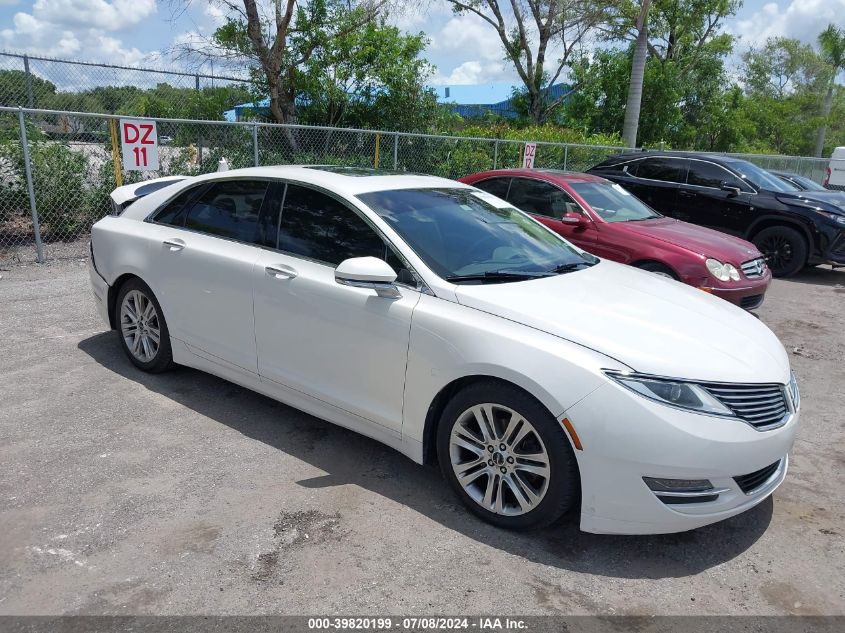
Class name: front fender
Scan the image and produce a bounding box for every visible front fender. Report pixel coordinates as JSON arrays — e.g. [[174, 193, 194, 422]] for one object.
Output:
[[402, 293, 626, 460]]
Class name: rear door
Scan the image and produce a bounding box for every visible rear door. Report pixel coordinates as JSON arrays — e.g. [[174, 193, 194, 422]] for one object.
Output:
[[144, 178, 273, 374], [680, 159, 755, 235], [505, 177, 598, 250], [627, 157, 687, 217]]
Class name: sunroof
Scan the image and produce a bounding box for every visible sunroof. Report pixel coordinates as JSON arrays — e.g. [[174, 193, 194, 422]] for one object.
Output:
[[303, 166, 404, 177]]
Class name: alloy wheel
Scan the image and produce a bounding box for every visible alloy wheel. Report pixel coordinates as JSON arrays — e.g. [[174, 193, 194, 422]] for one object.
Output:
[[448, 403, 551, 516], [760, 235, 793, 272], [120, 289, 161, 363]]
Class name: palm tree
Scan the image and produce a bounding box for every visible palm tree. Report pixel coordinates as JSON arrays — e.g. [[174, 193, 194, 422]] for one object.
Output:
[[814, 24, 845, 157], [622, 0, 651, 148]]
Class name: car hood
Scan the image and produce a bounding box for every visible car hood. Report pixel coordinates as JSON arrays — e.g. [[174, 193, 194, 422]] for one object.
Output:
[[614, 218, 762, 262], [454, 260, 789, 384], [775, 190, 845, 212]]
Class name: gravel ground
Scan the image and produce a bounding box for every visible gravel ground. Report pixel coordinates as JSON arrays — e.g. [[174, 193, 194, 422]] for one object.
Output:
[[0, 261, 843, 616]]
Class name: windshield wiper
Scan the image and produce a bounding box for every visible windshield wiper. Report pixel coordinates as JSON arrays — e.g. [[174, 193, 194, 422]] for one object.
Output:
[[549, 261, 595, 274], [445, 270, 552, 284]]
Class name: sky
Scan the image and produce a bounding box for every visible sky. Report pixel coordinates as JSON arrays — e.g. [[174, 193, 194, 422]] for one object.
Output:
[[1, 0, 844, 96]]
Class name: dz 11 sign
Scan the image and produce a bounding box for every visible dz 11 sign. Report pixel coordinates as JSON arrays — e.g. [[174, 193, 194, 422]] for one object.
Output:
[[120, 118, 159, 171], [522, 142, 536, 168]]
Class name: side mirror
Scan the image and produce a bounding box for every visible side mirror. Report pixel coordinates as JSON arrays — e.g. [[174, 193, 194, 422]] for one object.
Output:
[[335, 256, 401, 298], [720, 181, 741, 197], [560, 212, 587, 227]]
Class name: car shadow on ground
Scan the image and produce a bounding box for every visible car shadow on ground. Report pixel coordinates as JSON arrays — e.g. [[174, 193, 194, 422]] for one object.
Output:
[[784, 265, 845, 288], [79, 332, 773, 581]]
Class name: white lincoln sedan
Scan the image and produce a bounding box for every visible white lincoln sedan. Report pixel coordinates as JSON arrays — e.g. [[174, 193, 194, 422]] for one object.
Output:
[[88, 165, 800, 534]]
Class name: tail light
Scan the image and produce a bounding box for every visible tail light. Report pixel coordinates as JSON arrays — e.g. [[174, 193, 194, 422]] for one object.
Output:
[[824, 167, 831, 187]]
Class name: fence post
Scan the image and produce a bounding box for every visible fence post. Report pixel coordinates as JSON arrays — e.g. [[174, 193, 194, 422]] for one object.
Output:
[[563, 145, 568, 171], [18, 108, 44, 263], [393, 133, 399, 170], [493, 140, 499, 169], [195, 74, 200, 91], [23, 55, 34, 108], [253, 122, 259, 166]]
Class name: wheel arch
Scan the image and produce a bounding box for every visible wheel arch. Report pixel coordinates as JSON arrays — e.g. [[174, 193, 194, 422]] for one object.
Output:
[[745, 216, 813, 248], [421, 374, 567, 466], [107, 273, 144, 330], [629, 259, 680, 279]]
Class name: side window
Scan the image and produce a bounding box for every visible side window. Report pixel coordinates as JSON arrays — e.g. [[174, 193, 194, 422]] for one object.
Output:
[[474, 178, 511, 200], [508, 178, 580, 219], [183, 180, 269, 242], [636, 158, 687, 183], [278, 184, 386, 266], [151, 186, 205, 226], [687, 161, 742, 189]]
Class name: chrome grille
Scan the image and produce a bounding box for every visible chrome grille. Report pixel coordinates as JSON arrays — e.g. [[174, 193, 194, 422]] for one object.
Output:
[[741, 257, 767, 279], [702, 383, 789, 430]]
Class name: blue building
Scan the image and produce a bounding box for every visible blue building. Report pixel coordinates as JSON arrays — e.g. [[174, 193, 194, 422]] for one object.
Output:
[[222, 83, 571, 122]]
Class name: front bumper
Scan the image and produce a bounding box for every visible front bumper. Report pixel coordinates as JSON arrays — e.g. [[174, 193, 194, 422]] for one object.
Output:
[[701, 271, 772, 310], [564, 379, 798, 535]]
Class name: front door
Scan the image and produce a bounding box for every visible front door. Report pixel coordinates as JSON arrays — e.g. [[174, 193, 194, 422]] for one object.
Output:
[[252, 183, 419, 433], [505, 177, 598, 251]]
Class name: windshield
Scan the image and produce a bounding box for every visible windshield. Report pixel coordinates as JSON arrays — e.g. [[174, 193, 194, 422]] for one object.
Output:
[[569, 182, 661, 222], [790, 174, 827, 191], [725, 159, 797, 192], [358, 188, 596, 281]]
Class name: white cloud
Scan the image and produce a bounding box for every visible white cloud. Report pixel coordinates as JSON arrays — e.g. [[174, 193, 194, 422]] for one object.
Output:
[[730, 0, 845, 48], [1, 0, 158, 63], [31, 0, 157, 31]]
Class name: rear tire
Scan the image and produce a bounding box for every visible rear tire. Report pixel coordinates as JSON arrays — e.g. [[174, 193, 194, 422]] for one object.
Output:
[[752, 226, 807, 278], [115, 278, 174, 373], [436, 381, 579, 530], [634, 261, 678, 280]]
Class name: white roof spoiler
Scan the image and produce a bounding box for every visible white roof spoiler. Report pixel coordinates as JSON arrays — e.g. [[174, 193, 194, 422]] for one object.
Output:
[[110, 176, 187, 211]]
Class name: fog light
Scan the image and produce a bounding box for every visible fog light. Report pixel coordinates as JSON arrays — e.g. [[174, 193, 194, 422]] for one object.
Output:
[[643, 477, 727, 505], [643, 477, 713, 492]]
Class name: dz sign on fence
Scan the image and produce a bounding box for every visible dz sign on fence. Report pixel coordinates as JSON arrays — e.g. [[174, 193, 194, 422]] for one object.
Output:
[[522, 142, 536, 168], [120, 119, 159, 171]]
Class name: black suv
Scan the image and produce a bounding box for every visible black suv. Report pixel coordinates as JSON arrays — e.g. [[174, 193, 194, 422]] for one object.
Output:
[[589, 152, 845, 276]]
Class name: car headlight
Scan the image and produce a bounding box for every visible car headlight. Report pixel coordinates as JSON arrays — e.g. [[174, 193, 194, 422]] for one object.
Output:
[[605, 371, 733, 416], [815, 210, 845, 226], [705, 258, 740, 282]]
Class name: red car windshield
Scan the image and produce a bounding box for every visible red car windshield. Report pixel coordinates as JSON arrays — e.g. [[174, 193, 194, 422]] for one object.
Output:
[[570, 182, 661, 223]]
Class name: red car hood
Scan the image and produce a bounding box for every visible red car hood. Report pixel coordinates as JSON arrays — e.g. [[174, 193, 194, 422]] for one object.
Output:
[[618, 217, 762, 262]]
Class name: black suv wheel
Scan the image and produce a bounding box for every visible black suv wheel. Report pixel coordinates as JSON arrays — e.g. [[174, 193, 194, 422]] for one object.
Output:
[[752, 226, 807, 278]]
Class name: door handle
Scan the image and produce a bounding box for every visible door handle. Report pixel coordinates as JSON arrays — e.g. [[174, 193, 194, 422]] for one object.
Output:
[[265, 264, 297, 280], [678, 190, 696, 198], [163, 238, 185, 251]]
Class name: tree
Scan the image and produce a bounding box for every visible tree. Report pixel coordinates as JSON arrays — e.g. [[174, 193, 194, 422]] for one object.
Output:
[[599, 0, 739, 146], [443, 0, 609, 125], [296, 19, 437, 130], [814, 24, 845, 156], [740, 37, 828, 155], [621, 0, 650, 146], [182, 0, 389, 125]]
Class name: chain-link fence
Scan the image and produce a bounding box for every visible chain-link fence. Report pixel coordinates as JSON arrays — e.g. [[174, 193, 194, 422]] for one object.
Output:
[[0, 52, 248, 111], [0, 106, 832, 266]]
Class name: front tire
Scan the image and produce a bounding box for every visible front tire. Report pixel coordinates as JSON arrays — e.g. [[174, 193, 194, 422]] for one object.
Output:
[[753, 226, 807, 277], [115, 278, 174, 373], [436, 381, 579, 530]]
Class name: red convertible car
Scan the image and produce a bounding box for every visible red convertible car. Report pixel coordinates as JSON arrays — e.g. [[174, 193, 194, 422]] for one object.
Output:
[[460, 169, 771, 309]]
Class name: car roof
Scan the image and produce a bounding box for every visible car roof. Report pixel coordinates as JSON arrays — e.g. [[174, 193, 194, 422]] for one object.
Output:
[[601, 151, 734, 163], [768, 170, 800, 178], [464, 168, 609, 184], [181, 165, 466, 196]]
